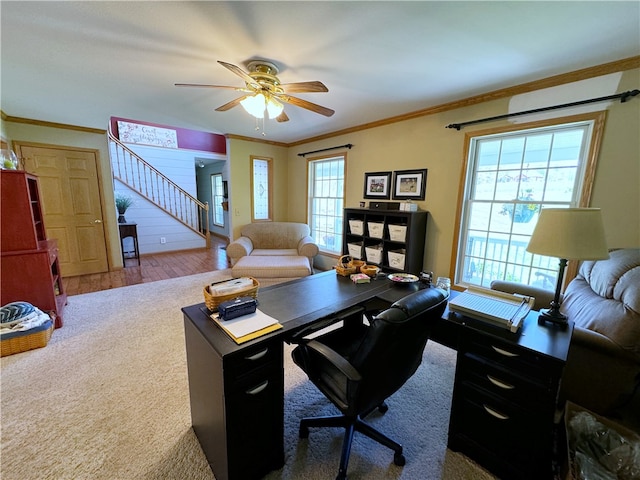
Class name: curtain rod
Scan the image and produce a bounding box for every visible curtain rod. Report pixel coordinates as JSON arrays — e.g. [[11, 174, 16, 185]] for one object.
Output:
[[298, 143, 353, 157], [445, 89, 639, 131]]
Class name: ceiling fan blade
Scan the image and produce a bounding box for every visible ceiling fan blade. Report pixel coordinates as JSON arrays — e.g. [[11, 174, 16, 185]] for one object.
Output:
[[215, 96, 246, 112], [279, 81, 328, 94], [175, 83, 241, 90], [217, 61, 261, 89], [276, 111, 289, 123], [276, 94, 335, 117]]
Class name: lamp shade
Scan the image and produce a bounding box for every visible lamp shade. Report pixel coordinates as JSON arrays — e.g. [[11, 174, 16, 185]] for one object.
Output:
[[526, 208, 609, 260]]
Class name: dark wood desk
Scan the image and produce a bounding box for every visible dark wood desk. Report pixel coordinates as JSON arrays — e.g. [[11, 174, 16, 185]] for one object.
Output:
[[182, 272, 572, 480]]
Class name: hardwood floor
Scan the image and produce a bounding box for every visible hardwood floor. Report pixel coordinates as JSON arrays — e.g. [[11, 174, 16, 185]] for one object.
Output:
[[63, 236, 231, 296]]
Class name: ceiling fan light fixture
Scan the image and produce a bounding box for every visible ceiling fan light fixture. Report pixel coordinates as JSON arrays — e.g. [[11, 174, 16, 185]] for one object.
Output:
[[240, 93, 266, 118], [266, 97, 284, 119]]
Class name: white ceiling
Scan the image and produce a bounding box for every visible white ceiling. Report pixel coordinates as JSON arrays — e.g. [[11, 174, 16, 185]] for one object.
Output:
[[2, 1, 639, 145]]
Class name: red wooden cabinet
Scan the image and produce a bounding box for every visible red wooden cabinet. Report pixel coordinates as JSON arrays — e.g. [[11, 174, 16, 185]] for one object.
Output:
[[1, 170, 66, 327]]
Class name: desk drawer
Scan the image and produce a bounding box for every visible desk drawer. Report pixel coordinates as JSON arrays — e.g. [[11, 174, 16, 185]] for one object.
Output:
[[452, 383, 551, 469], [464, 336, 556, 387], [226, 340, 282, 380], [460, 353, 555, 411]]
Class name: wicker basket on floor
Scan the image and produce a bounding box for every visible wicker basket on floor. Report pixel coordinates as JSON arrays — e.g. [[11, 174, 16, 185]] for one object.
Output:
[[203, 277, 259, 312], [1, 316, 55, 357]]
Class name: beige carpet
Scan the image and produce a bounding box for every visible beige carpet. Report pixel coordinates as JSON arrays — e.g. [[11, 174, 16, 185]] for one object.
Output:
[[1, 270, 495, 480]]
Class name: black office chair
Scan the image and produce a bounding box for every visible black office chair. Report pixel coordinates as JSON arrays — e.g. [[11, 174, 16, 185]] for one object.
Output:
[[291, 288, 449, 480]]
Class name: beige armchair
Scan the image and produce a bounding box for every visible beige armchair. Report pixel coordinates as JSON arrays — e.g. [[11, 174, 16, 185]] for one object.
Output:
[[491, 248, 640, 416], [227, 222, 319, 282]]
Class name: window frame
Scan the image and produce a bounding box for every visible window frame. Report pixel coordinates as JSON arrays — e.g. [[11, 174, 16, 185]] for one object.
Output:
[[250, 156, 273, 222], [210, 173, 225, 227], [450, 111, 606, 290], [307, 153, 347, 256]]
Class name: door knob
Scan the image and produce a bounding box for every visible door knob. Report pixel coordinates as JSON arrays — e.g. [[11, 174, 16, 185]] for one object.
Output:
[[93, 219, 103, 224]]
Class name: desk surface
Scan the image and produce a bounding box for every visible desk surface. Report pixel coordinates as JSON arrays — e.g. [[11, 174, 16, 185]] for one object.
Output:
[[182, 271, 402, 356], [182, 270, 571, 362]]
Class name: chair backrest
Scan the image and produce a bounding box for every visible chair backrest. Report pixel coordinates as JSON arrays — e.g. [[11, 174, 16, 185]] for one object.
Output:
[[349, 288, 449, 413]]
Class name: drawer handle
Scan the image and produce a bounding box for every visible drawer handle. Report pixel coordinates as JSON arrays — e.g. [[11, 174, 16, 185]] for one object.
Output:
[[487, 374, 515, 390], [483, 404, 509, 420], [246, 380, 269, 395], [491, 345, 519, 357], [245, 348, 269, 361]]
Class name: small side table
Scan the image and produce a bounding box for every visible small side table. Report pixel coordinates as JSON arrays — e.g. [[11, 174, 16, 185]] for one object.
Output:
[[118, 222, 140, 266]]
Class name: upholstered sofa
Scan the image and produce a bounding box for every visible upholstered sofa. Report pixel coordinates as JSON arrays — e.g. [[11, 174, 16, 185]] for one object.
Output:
[[491, 248, 640, 416], [227, 222, 319, 283]]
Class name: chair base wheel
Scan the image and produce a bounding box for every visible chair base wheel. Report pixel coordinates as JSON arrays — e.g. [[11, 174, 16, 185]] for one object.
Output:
[[299, 425, 309, 438], [394, 452, 406, 466], [378, 403, 389, 414]]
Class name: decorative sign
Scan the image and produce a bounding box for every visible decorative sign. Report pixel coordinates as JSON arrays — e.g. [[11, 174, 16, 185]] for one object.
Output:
[[117, 121, 178, 148]]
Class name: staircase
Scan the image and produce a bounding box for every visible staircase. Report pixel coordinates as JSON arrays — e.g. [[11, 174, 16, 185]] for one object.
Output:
[[108, 128, 210, 248]]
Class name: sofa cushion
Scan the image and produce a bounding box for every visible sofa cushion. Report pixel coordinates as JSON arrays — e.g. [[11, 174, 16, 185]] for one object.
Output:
[[561, 248, 640, 360], [251, 248, 298, 257], [232, 255, 312, 278], [240, 222, 311, 250]]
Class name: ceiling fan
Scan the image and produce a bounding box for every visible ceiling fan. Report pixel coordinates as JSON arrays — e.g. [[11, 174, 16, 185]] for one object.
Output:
[[176, 60, 334, 122]]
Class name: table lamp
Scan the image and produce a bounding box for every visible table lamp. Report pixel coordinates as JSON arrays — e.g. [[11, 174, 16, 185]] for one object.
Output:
[[526, 208, 608, 326]]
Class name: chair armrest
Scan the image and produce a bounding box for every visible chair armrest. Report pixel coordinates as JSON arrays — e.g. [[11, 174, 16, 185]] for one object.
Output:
[[490, 280, 556, 311], [562, 326, 640, 412], [304, 340, 362, 382], [227, 236, 254, 261], [298, 235, 319, 258]]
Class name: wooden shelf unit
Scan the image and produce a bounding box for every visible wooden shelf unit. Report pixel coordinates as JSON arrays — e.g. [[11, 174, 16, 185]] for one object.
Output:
[[1, 170, 66, 327], [342, 208, 428, 275]]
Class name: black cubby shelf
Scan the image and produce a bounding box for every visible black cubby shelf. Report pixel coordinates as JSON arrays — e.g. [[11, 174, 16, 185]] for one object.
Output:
[[342, 208, 428, 275]]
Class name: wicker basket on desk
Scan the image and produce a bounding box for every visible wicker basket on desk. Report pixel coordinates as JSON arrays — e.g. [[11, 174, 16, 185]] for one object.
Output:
[[203, 277, 259, 311], [335, 255, 358, 276]]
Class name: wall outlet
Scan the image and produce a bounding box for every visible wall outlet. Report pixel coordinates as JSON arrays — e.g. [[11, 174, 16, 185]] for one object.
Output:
[[160, 237, 166, 244]]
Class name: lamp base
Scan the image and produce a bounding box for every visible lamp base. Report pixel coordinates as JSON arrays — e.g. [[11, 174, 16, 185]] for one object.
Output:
[[537, 308, 568, 327]]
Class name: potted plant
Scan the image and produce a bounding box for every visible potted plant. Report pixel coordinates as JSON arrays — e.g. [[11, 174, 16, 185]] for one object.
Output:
[[500, 189, 539, 223], [115, 193, 134, 223]]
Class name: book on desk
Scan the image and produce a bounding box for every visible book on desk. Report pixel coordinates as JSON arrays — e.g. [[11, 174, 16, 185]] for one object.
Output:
[[448, 286, 534, 333], [207, 308, 282, 344]]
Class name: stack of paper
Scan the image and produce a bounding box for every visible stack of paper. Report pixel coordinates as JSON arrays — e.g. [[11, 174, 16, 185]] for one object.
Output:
[[210, 308, 282, 344]]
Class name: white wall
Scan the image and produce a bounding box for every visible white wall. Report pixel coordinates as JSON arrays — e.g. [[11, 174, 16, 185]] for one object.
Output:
[[112, 142, 225, 254]]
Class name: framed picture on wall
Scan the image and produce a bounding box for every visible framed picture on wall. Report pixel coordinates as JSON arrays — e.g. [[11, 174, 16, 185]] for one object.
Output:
[[363, 171, 392, 199], [392, 169, 427, 200]]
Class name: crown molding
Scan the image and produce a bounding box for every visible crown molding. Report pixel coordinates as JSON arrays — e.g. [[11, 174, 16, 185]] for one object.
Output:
[[289, 55, 640, 146]]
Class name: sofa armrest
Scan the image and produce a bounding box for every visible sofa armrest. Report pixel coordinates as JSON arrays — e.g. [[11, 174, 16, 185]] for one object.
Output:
[[561, 325, 640, 413], [227, 236, 254, 261], [490, 280, 557, 311], [298, 235, 319, 258]]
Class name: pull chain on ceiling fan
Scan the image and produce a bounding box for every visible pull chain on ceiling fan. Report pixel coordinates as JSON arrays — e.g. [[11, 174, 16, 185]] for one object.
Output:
[[176, 60, 335, 127]]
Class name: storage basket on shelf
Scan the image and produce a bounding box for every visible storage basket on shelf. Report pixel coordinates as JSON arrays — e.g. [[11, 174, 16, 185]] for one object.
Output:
[[347, 241, 363, 259], [388, 249, 406, 270], [203, 277, 259, 311], [367, 222, 384, 239], [388, 224, 407, 242], [365, 244, 384, 264], [348, 219, 364, 235]]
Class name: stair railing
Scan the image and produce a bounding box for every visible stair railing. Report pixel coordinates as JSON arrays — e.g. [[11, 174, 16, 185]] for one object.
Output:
[[107, 127, 210, 248]]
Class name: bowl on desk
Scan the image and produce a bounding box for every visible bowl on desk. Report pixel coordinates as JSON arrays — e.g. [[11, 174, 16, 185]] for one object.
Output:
[[387, 273, 419, 285]]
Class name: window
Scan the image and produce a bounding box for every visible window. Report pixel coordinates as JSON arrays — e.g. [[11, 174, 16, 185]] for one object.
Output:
[[211, 173, 224, 227], [308, 155, 345, 255], [453, 113, 604, 289], [251, 156, 272, 222]]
